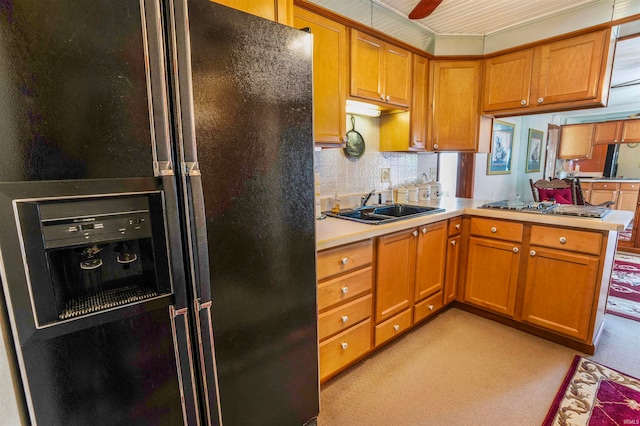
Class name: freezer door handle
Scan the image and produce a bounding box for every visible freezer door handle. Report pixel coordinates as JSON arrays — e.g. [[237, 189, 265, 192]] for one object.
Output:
[[194, 299, 223, 426], [169, 306, 201, 425]]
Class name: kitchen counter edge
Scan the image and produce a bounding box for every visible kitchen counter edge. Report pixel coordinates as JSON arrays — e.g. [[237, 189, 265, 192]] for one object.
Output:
[[316, 198, 633, 251]]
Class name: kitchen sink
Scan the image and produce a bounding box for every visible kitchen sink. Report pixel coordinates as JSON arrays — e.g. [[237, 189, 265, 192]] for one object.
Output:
[[324, 204, 445, 225]]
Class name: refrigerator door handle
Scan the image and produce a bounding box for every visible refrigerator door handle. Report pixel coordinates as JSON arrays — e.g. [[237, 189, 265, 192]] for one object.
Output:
[[194, 299, 223, 426], [169, 305, 201, 425]]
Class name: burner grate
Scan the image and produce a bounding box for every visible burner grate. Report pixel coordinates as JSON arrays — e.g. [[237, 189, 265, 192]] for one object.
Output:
[[59, 285, 158, 320]]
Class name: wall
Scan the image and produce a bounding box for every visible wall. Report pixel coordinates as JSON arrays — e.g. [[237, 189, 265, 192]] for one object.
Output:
[[314, 114, 438, 209], [474, 114, 557, 203]]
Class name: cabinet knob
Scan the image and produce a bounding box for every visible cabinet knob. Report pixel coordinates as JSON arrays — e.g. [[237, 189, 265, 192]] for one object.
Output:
[[341, 286, 349, 294], [433, 143, 439, 149], [520, 100, 527, 106], [512, 247, 519, 253], [537, 97, 544, 104], [386, 95, 391, 102], [491, 227, 497, 233], [451, 240, 457, 246], [341, 315, 349, 323], [559, 237, 567, 244], [341, 257, 349, 265], [393, 325, 400, 331], [428, 305, 434, 311], [455, 224, 461, 230], [341, 342, 348, 350], [422, 228, 427, 234], [530, 250, 536, 256], [413, 231, 419, 237], [380, 93, 385, 100]]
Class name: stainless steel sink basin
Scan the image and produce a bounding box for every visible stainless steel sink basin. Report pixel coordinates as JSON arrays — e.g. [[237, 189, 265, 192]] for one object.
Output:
[[324, 204, 445, 225]]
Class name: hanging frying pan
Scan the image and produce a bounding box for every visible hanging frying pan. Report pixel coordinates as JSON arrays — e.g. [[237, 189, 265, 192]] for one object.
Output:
[[344, 115, 365, 159]]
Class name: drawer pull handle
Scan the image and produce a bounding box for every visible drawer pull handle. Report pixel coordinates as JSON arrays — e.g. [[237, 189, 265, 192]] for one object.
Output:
[[455, 223, 461, 230], [513, 247, 519, 253], [341, 286, 349, 294], [341, 342, 348, 350], [559, 237, 567, 244], [341, 316, 349, 323], [428, 305, 434, 311], [393, 325, 400, 331], [491, 227, 497, 233], [451, 240, 457, 246], [341, 257, 349, 265], [530, 250, 536, 256]]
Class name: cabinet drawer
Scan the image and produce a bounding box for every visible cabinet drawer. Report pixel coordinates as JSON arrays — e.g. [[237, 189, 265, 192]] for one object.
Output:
[[318, 266, 372, 311], [319, 319, 372, 381], [530, 225, 601, 255], [317, 240, 373, 281], [448, 217, 462, 236], [319, 294, 372, 341], [620, 183, 640, 191], [414, 291, 443, 323], [470, 217, 523, 242], [374, 308, 412, 347], [592, 182, 617, 190]]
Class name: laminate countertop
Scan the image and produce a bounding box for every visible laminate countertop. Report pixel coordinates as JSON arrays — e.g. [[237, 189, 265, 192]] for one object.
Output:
[[316, 197, 633, 250]]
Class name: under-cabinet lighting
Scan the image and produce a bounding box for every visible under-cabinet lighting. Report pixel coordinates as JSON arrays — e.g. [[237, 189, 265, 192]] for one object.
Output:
[[346, 100, 381, 117]]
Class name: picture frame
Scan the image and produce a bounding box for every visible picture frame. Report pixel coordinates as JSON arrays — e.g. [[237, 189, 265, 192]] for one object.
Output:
[[526, 129, 544, 173], [487, 120, 515, 175]]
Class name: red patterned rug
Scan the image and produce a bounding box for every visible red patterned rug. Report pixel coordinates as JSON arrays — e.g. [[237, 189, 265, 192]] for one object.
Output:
[[543, 356, 640, 425], [606, 253, 640, 322]]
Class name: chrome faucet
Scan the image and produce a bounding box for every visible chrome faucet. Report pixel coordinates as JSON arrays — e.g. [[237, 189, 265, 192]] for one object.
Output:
[[361, 189, 376, 207]]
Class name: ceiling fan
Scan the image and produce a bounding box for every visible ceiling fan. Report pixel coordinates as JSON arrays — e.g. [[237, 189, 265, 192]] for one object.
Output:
[[408, 0, 443, 19]]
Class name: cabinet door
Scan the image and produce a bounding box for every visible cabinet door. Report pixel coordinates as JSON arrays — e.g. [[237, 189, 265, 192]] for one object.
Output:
[[576, 144, 607, 173], [350, 30, 384, 103], [294, 8, 347, 145], [414, 222, 447, 302], [410, 55, 428, 149], [383, 44, 412, 107], [593, 121, 623, 145], [444, 235, 460, 305], [522, 246, 599, 340], [558, 123, 595, 159], [464, 236, 520, 317], [212, 0, 292, 25], [482, 49, 533, 112], [531, 29, 608, 106], [591, 182, 618, 206], [621, 120, 640, 144], [617, 183, 639, 212], [375, 229, 416, 323], [428, 60, 482, 152]]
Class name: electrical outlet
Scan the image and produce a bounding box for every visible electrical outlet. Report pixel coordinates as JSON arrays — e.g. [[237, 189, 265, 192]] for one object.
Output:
[[429, 167, 437, 182], [381, 168, 390, 183]]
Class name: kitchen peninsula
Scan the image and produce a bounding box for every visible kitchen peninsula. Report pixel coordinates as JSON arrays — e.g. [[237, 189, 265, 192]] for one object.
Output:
[[316, 197, 633, 382]]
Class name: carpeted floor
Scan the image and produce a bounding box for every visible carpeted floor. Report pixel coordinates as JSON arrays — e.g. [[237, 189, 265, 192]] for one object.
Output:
[[318, 308, 640, 426], [607, 252, 640, 321]]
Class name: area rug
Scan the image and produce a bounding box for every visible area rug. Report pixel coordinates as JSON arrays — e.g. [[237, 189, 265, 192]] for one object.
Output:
[[606, 253, 640, 322], [543, 356, 640, 426]]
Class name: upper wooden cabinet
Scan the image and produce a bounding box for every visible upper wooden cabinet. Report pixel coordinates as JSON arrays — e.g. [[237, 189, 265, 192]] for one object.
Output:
[[428, 60, 483, 152], [350, 29, 412, 107], [294, 7, 347, 145], [379, 55, 428, 152], [482, 29, 614, 116], [558, 123, 595, 159], [212, 0, 293, 26], [590, 119, 640, 146]]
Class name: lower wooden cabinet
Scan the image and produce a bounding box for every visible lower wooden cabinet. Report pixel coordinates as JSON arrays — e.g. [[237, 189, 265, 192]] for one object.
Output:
[[317, 240, 373, 382], [374, 309, 412, 346]]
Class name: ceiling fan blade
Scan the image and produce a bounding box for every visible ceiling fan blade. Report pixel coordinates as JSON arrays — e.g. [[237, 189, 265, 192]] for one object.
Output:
[[408, 0, 443, 19]]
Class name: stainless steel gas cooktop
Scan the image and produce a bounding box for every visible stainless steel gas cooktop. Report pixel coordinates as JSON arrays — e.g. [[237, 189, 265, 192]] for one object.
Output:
[[481, 200, 611, 219]]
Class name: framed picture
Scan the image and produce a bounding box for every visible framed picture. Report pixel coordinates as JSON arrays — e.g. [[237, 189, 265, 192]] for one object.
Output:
[[487, 120, 514, 175], [526, 129, 544, 173]]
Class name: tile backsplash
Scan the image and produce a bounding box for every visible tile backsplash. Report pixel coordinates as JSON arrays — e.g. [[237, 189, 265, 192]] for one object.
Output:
[[314, 115, 438, 209]]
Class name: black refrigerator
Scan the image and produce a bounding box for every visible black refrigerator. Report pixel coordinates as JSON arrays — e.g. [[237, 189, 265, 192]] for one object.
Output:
[[0, 1, 319, 425]]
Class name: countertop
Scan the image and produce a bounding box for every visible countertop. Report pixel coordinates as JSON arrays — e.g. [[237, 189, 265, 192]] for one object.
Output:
[[316, 197, 634, 250]]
